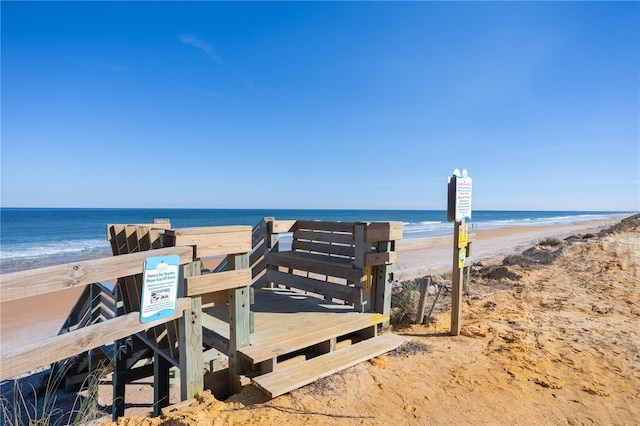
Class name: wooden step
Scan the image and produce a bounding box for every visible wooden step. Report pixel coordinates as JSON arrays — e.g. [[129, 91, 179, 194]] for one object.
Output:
[[252, 333, 407, 398], [238, 312, 388, 365]]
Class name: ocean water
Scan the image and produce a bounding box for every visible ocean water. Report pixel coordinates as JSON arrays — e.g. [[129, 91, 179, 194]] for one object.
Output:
[[0, 208, 625, 273]]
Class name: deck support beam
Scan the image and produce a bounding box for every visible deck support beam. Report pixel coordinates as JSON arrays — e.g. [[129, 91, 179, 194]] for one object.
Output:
[[179, 261, 204, 400], [228, 253, 251, 394], [153, 350, 171, 416]]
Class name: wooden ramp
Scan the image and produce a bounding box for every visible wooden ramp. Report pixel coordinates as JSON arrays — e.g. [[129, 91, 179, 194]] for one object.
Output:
[[205, 286, 407, 398]]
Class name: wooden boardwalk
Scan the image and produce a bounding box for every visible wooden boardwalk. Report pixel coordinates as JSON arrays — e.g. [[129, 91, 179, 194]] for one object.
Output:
[[1, 217, 406, 420]]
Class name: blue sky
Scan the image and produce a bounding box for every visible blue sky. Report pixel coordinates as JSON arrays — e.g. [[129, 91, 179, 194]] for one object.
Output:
[[2, 1, 638, 211]]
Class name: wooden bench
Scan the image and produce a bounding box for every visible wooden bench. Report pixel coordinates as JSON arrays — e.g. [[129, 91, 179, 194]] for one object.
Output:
[[265, 220, 402, 313]]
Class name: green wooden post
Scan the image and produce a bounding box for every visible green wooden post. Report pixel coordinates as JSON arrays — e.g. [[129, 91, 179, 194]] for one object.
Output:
[[227, 253, 251, 394], [153, 350, 170, 416], [353, 223, 368, 313], [179, 261, 204, 401], [112, 285, 126, 421]]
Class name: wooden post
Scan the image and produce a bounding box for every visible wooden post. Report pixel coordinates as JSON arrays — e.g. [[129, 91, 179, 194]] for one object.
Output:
[[265, 218, 278, 289], [416, 276, 432, 325], [463, 240, 473, 295], [87, 283, 100, 390], [153, 350, 171, 416], [179, 261, 204, 401], [451, 219, 464, 336], [227, 253, 251, 394], [112, 285, 126, 421], [354, 223, 368, 313], [373, 241, 393, 326]]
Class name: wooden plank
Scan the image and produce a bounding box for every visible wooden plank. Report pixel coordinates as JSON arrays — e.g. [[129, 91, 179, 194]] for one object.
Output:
[[295, 220, 354, 233], [251, 257, 267, 279], [227, 253, 251, 394], [186, 269, 251, 296], [251, 219, 268, 247], [170, 227, 252, 258], [238, 313, 388, 364], [169, 225, 251, 236], [451, 221, 464, 336], [0, 298, 190, 381], [201, 312, 230, 340], [354, 224, 368, 313], [1, 247, 193, 303], [373, 241, 393, 326], [201, 291, 229, 307], [364, 251, 396, 266], [153, 351, 171, 416], [268, 252, 362, 282], [271, 220, 297, 233], [265, 270, 362, 305], [249, 246, 264, 267], [415, 276, 432, 325], [252, 333, 407, 398], [294, 230, 354, 245], [179, 295, 204, 400], [364, 222, 403, 243], [292, 240, 355, 258]]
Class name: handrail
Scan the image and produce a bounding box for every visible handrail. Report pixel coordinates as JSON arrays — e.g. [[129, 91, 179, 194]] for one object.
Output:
[[0, 298, 191, 381], [1, 246, 193, 303]]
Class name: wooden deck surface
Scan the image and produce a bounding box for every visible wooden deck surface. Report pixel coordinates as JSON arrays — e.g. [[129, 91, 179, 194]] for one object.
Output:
[[204, 286, 381, 346]]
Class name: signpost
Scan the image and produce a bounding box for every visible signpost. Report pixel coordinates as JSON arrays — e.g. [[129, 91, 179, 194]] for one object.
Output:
[[447, 169, 472, 336]]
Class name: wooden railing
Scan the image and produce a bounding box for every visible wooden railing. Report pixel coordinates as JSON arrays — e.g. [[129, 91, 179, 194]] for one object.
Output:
[[107, 221, 253, 407], [250, 218, 402, 317], [0, 246, 194, 381]]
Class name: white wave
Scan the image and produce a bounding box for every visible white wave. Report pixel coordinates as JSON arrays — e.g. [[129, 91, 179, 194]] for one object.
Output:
[[0, 239, 111, 261]]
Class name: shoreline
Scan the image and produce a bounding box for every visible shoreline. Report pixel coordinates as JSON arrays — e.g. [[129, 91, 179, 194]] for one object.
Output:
[[0, 213, 631, 275], [393, 216, 625, 280]]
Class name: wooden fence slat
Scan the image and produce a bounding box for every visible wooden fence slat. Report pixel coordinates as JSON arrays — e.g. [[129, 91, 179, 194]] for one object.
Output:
[[364, 222, 403, 243], [364, 251, 397, 266], [170, 228, 252, 258], [268, 252, 363, 282], [271, 220, 297, 233], [293, 230, 354, 245], [265, 270, 362, 305], [295, 220, 355, 233], [1, 247, 193, 303], [186, 269, 252, 296], [0, 298, 191, 381], [292, 240, 355, 258]]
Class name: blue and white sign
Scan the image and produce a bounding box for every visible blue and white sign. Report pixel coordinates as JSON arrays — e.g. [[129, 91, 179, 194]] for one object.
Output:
[[140, 255, 180, 324]]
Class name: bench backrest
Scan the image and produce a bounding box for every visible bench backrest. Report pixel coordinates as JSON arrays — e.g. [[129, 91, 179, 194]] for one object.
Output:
[[291, 220, 357, 260]]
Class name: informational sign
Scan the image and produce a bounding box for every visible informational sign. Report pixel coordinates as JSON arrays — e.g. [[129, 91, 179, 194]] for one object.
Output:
[[455, 175, 472, 223], [458, 248, 466, 268], [458, 223, 468, 248], [140, 255, 180, 324]]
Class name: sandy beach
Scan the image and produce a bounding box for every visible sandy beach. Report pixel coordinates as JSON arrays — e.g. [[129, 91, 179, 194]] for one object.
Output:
[[1, 215, 638, 425]]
